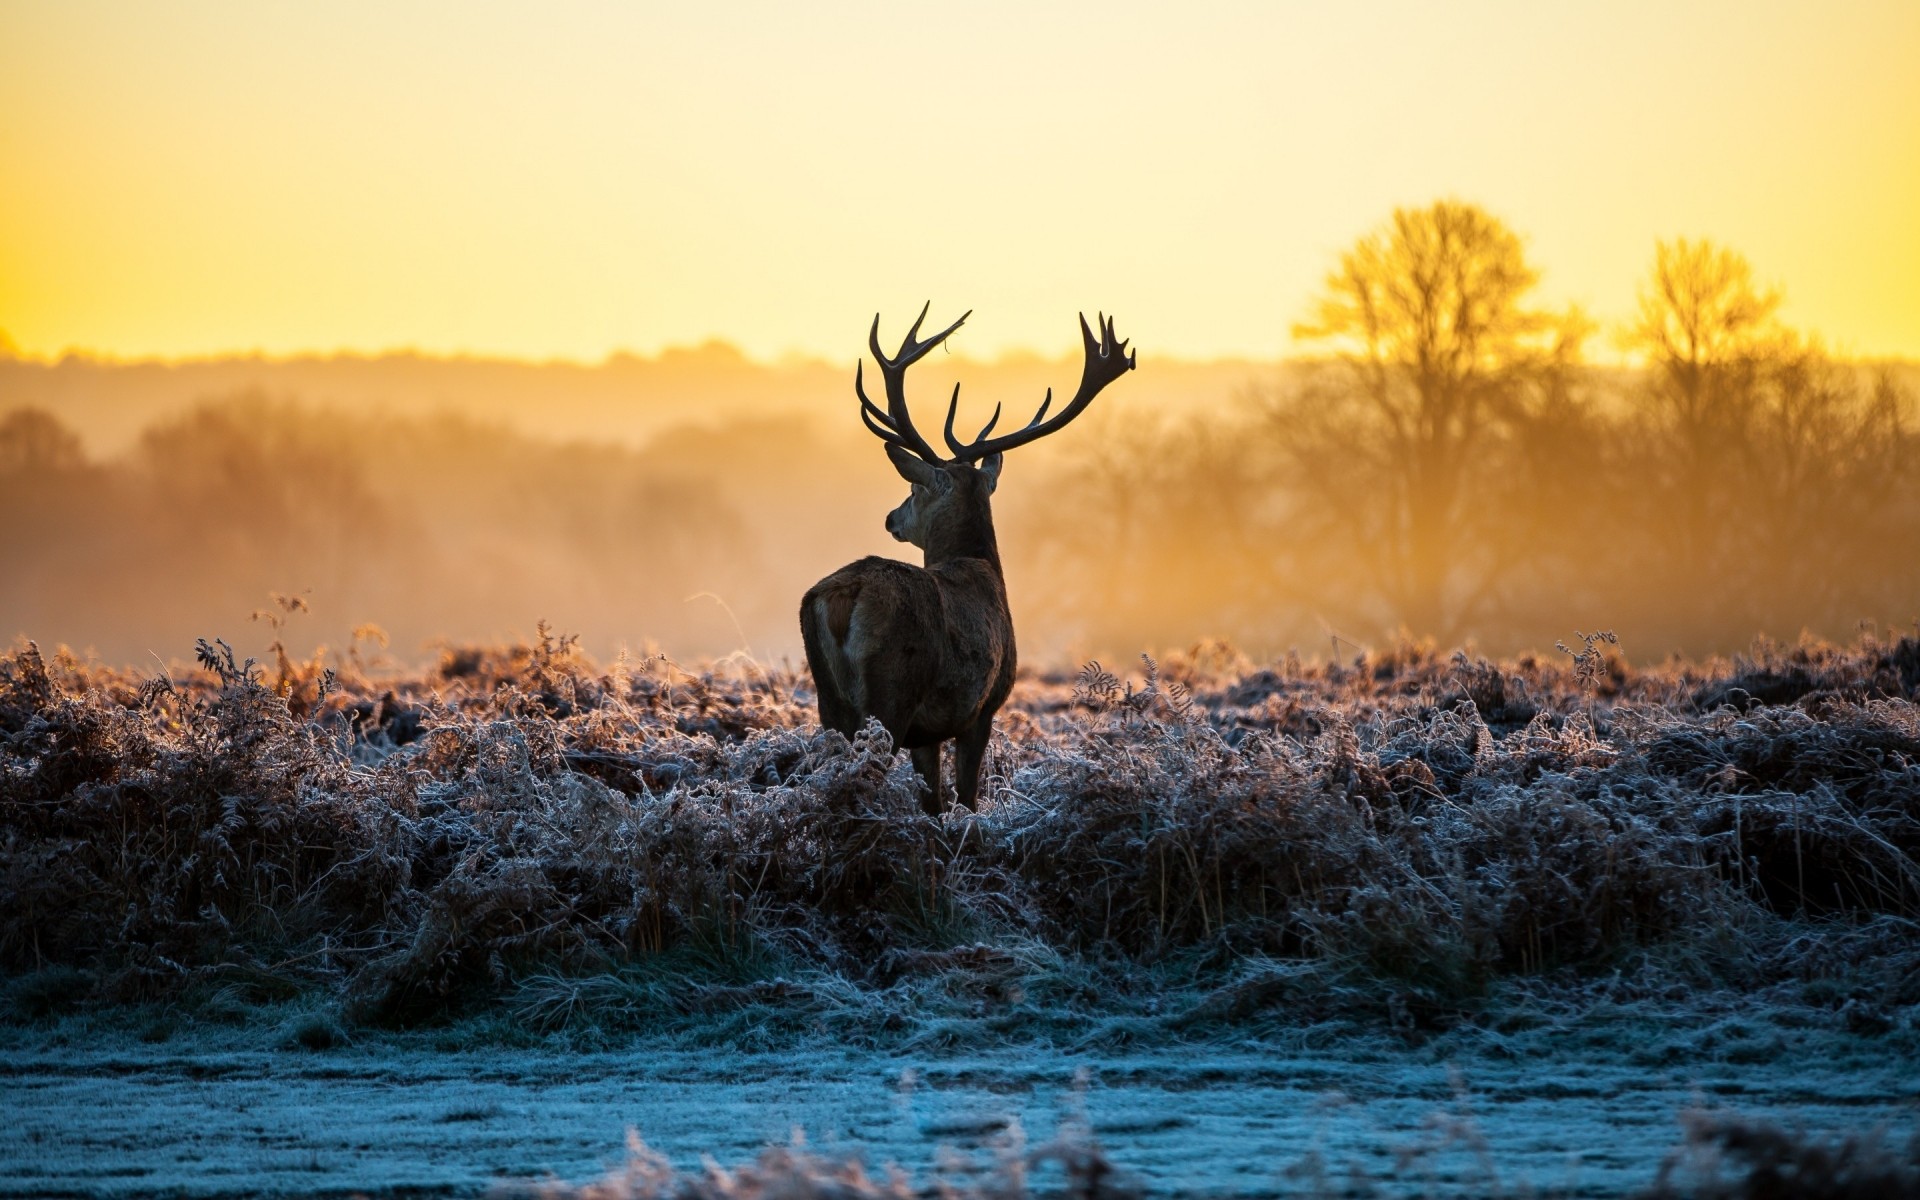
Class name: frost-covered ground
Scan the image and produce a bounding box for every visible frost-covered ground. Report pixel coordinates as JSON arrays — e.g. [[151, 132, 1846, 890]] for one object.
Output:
[[5, 633, 1920, 1195], [6, 1027, 1915, 1198]]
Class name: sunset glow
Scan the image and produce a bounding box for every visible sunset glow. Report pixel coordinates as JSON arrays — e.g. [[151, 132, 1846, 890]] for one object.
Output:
[[3, 1, 1917, 363]]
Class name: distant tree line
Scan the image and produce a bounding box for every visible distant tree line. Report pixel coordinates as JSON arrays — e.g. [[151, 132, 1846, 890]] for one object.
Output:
[[1006, 200, 1917, 659], [0, 399, 785, 664]]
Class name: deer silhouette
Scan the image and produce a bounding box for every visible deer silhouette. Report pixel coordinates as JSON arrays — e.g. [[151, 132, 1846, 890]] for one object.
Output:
[[801, 305, 1136, 813]]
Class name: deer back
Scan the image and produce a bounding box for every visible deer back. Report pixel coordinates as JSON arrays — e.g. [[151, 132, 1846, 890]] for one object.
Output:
[[802, 553, 1013, 748]]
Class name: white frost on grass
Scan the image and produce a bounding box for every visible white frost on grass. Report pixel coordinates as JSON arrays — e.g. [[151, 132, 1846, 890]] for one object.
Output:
[[5, 1033, 1916, 1198]]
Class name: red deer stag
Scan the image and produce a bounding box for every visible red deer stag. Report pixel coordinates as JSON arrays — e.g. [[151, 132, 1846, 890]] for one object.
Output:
[[801, 305, 1136, 813]]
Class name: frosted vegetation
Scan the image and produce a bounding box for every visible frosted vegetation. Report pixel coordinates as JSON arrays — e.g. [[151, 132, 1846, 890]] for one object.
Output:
[[4, 628, 1916, 1044], [516, 1106, 1920, 1200], [5, 631, 1920, 1195]]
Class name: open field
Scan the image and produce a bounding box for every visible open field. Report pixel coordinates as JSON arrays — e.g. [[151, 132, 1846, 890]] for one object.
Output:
[[4, 631, 1918, 1194], [5, 1037, 1916, 1198]]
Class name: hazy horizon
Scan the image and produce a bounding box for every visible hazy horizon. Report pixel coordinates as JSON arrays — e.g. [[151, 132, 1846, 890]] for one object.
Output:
[[0, 336, 1287, 371], [5, 334, 1914, 670]]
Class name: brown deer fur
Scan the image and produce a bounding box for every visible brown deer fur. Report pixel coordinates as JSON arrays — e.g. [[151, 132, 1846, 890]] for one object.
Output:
[[802, 452, 1014, 812]]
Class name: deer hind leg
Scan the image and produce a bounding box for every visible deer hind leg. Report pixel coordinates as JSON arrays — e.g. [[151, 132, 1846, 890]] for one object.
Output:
[[954, 718, 992, 812], [911, 743, 944, 815]]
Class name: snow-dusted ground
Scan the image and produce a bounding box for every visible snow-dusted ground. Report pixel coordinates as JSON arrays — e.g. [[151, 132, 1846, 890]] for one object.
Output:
[[6, 1033, 1915, 1198]]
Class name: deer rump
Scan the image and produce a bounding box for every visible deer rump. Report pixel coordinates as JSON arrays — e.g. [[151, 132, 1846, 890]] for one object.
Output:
[[800, 554, 1014, 753]]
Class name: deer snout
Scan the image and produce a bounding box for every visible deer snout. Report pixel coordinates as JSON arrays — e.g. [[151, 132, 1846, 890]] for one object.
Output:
[[885, 508, 909, 541]]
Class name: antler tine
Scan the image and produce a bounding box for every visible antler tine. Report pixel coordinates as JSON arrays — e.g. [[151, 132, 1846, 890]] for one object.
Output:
[[866, 310, 895, 368], [944, 384, 1002, 458], [872, 303, 970, 369], [947, 311, 1136, 462], [856, 360, 911, 449], [903, 300, 931, 350], [859, 304, 969, 463]]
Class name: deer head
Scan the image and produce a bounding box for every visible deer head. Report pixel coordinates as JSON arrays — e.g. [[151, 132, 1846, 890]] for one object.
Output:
[[858, 304, 1136, 558]]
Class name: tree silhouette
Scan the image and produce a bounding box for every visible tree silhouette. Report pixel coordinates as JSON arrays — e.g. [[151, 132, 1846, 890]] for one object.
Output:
[[1621, 239, 1783, 583], [1277, 200, 1587, 638], [0, 408, 85, 475], [1622, 239, 1911, 640]]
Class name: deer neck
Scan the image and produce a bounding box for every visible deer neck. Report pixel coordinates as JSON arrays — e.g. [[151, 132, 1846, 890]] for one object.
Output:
[[923, 502, 1003, 576]]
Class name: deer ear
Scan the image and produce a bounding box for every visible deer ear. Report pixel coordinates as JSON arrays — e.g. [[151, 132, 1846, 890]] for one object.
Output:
[[885, 442, 942, 487], [978, 452, 1004, 494]]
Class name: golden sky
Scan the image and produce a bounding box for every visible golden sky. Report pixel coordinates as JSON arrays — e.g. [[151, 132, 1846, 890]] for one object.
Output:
[[3, 1, 1917, 362]]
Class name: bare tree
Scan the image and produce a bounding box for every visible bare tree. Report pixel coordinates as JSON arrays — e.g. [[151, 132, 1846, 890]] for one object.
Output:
[[0, 408, 85, 475], [1621, 239, 1785, 583], [1622, 239, 1913, 640], [1271, 200, 1587, 639]]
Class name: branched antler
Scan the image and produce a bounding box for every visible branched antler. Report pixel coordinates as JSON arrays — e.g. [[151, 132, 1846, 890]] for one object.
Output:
[[853, 306, 1136, 464], [943, 312, 1135, 461], [856, 302, 969, 464]]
